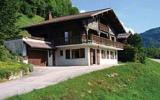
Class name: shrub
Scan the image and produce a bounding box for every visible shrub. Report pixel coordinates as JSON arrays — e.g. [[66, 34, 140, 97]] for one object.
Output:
[[0, 61, 33, 80], [137, 50, 146, 64], [0, 45, 15, 61], [118, 45, 137, 62], [118, 45, 146, 64]]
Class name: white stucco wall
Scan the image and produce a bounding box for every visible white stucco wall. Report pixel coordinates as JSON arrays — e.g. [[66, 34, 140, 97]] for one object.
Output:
[[100, 49, 118, 65], [55, 46, 90, 66], [55, 44, 118, 66]]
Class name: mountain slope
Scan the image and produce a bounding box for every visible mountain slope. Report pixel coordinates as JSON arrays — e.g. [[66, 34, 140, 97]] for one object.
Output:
[[140, 27, 160, 47], [16, 14, 44, 28]]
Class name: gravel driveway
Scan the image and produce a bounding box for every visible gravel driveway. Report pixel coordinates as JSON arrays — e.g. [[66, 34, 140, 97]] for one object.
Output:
[[151, 59, 160, 63], [0, 64, 115, 100]]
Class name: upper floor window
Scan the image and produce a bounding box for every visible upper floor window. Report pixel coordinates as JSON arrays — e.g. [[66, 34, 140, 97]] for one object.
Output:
[[64, 32, 69, 42], [111, 36, 116, 42]]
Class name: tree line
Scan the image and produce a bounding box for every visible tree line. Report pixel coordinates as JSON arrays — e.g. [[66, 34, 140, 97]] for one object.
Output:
[[18, 0, 79, 18], [0, 0, 79, 44]]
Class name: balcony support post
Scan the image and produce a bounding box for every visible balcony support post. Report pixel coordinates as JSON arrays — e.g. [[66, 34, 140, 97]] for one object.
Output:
[[85, 27, 89, 43]]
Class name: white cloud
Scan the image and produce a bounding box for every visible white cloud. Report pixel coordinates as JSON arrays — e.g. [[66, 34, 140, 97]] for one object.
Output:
[[120, 20, 135, 34], [80, 10, 86, 13]]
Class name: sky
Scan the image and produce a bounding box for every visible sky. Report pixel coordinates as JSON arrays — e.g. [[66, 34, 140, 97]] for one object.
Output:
[[72, 0, 160, 33]]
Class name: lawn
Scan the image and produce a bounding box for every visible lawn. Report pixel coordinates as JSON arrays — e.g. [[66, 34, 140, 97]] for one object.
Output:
[[7, 59, 160, 100]]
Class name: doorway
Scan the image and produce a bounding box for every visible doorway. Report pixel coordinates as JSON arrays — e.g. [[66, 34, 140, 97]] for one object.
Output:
[[90, 48, 96, 65]]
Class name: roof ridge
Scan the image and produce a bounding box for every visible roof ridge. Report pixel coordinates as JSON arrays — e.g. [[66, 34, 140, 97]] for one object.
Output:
[[52, 8, 111, 19], [23, 8, 112, 29]]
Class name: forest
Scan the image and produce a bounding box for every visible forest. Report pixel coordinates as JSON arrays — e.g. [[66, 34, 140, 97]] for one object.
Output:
[[0, 0, 79, 60]]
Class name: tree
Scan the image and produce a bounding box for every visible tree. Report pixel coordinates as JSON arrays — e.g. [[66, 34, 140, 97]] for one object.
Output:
[[119, 34, 146, 64], [18, 0, 79, 18], [127, 34, 142, 48], [0, 0, 19, 44]]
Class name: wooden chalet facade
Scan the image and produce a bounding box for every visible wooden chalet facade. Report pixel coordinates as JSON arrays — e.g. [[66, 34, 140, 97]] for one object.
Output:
[[5, 8, 128, 66]]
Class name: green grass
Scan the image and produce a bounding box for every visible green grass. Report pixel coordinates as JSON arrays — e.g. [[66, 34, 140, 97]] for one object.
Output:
[[16, 13, 44, 28], [7, 59, 160, 100], [0, 61, 32, 80]]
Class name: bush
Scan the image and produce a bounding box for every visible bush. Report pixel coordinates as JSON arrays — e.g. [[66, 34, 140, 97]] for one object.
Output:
[[0, 45, 33, 80], [118, 45, 146, 64], [137, 50, 146, 64], [0, 61, 33, 80], [118, 45, 137, 62], [0, 45, 15, 61]]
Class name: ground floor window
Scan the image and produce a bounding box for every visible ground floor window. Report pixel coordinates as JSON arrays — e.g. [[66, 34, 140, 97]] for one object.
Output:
[[107, 50, 110, 59], [115, 51, 117, 59], [72, 48, 85, 59], [110, 51, 114, 59], [101, 50, 106, 59], [65, 50, 70, 59], [60, 50, 63, 56]]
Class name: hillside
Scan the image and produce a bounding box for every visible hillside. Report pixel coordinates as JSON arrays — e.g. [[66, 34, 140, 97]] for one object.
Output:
[[7, 59, 160, 100], [140, 27, 160, 48], [16, 14, 44, 28]]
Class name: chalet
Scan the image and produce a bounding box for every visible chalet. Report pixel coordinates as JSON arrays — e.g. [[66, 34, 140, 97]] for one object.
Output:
[[5, 8, 128, 66]]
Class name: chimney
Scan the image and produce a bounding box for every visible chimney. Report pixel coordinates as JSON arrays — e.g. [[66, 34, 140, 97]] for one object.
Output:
[[45, 11, 53, 21]]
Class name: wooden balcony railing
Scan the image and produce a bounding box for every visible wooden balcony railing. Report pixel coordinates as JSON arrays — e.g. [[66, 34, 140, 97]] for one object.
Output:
[[52, 34, 123, 49], [90, 35, 124, 49]]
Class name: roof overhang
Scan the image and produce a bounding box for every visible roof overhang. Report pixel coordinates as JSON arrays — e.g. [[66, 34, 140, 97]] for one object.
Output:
[[23, 38, 54, 49]]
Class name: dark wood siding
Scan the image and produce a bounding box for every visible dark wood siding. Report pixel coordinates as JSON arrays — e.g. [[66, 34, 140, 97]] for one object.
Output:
[[26, 20, 85, 45]]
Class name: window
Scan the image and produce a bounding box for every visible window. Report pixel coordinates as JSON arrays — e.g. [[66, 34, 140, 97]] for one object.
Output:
[[65, 50, 70, 59], [115, 51, 117, 59], [101, 50, 106, 59], [60, 50, 63, 56], [64, 32, 69, 42], [110, 51, 114, 59], [72, 48, 85, 59], [107, 50, 109, 59], [111, 37, 115, 41]]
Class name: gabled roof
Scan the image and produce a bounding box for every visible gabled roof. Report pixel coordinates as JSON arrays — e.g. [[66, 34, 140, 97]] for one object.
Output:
[[23, 8, 126, 33]]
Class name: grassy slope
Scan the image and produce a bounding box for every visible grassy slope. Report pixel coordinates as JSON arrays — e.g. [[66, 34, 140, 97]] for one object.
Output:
[[16, 14, 44, 28], [0, 61, 31, 81], [7, 59, 160, 100]]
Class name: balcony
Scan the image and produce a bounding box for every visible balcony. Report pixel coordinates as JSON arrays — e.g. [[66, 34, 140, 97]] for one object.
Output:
[[90, 35, 124, 49], [53, 34, 123, 49]]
